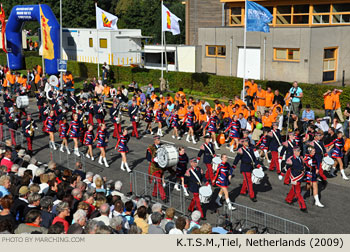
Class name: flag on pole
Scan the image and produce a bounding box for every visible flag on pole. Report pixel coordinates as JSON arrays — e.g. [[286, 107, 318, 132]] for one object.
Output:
[[162, 4, 181, 35], [0, 3, 7, 53], [96, 6, 118, 30], [246, 1, 273, 33], [40, 5, 55, 60]]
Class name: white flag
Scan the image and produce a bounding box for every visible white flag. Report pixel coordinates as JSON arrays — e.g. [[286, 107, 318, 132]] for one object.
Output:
[[162, 4, 181, 35], [96, 5, 118, 30]]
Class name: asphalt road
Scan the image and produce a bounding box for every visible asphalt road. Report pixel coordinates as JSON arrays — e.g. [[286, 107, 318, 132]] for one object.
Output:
[[5, 97, 350, 234]]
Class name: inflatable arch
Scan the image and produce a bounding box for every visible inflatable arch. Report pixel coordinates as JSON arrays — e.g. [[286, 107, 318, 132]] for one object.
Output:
[[6, 4, 60, 75]]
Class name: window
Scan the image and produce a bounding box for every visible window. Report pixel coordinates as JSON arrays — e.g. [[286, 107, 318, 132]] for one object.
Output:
[[206, 45, 226, 58], [274, 48, 300, 62], [230, 7, 243, 25], [313, 4, 331, 24], [67, 37, 75, 47], [332, 4, 350, 24], [323, 47, 337, 82], [89, 38, 93, 48], [99, 38, 107, 49]]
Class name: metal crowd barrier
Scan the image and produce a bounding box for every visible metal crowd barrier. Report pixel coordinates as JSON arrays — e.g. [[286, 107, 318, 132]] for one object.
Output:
[[48, 143, 87, 172], [0, 125, 25, 147], [223, 203, 310, 234], [129, 169, 190, 215]]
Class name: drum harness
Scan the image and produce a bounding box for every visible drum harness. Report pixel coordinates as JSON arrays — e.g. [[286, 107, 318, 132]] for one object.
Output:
[[242, 147, 255, 167], [190, 168, 202, 186]]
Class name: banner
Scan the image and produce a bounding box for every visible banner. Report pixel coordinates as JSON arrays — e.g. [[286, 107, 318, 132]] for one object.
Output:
[[96, 5, 118, 30], [39, 4, 55, 60], [162, 4, 181, 35], [0, 3, 7, 53], [246, 1, 273, 33]]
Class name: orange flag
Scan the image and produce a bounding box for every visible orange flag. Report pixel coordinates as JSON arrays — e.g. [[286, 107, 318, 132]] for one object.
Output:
[[40, 5, 54, 60]]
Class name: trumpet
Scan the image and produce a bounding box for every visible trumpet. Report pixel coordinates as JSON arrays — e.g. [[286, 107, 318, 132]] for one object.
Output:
[[29, 120, 35, 137]]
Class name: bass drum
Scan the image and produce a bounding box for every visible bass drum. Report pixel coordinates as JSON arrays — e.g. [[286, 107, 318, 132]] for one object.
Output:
[[156, 145, 179, 168], [16, 96, 29, 109]]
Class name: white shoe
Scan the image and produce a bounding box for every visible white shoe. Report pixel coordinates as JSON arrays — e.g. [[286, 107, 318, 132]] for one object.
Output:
[[98, 156, 103, 165], [103, 158, 109, 168], [172, 135, 175, 139], [192, 139, 197, 144], [151, 131, 154, 135], [342, 176, 349, 181], [214, 142, 220, 150], [267, 160, 271, 164], [66, 147, 71, 155], [60, 145, 64, 152], [125, 164, 132, 173], [174, 183, 180, 191], [229, 146, 234, 153], [177, 136, 181, 140], [120, 162, 126, 171], [91, 156, 94, 161], [184, 190, 189, 197], [186, 135, 190, 142], [216, 196, 223, 206], [52, 142, 57, 150], [86, 153, 90, 158], [315, 201, 325, 208], [278, 175, 283, 181], [74, 149, 80, 157], [228, 203, 236, 211]]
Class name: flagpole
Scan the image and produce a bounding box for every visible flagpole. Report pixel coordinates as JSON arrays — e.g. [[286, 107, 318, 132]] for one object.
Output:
[[164, 32, 168, 74], [161, 1, 164, 81], [39, 4, 45, 75], [242, 0, 247, 102], [96, 2, 100, 79]]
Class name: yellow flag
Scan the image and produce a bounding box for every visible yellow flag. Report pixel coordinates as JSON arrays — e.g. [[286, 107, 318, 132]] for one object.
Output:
[[40, 5, 54, 60]]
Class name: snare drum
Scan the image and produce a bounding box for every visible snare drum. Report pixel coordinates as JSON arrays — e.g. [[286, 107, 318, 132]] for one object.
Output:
[[199, 186, 212, 204], [212, 157, 222, 172], [16, 96, 29, 109], [251, 169, 265, 184], [156, 145, 179, 168], [322, 156, 334, 172]]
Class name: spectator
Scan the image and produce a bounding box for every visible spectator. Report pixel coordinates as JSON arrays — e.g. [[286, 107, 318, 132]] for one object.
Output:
[[109, 216, 124, 234], [0, 151, 13, 173], [302, 104, 315, 131], [332, 88, 344, 122], [23, 192, 42, 219], [93, 203, 110, 226], [39, 196, 55, 229], [73, 161, 86, 180], [323, 90, 335, 121], [148, 212, 164, 234], [212, 215, 229, 234], [67, 209, 86, 234], [288, 81, 303, 117], [10, 186, 29, 222], [15, 209, 48, 234], [122, 200, 134, 226], [111, 181, 128, 203], [169, 216, 187, 234], [146, 83, 154, 97], [148, 203, 162, 224], [199, 223, 212, 234], [0, 175, 11, 198], [187, 210, 201, 233], [0, 195, 16, 233], [134, 206, 149, 234], [52, 201, 70, 233], [159, 207, 175, 232]]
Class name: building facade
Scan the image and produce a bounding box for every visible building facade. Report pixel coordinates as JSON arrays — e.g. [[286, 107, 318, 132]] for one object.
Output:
[[185, 0, 350, 84]]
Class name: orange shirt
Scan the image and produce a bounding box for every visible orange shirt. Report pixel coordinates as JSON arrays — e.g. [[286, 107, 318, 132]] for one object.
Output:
[[262, 115, 272, 128], [250, 109, 256, 117], [176, 91, 186, 99], [265, 92, 274, 108], [331, 92, 341, 109], [102, 86, 110, 96], [35, 74, 41, 84], [227, 104, 235, 118], [167, 96, 174, 104], [159, 97, 165, 104], [270, 112, 277, 123], [37, 65, 42, 76], [153, 101, 161, 111], [285, 93, 291, 107], [234, 99, 246, 108], [178, 107, 187, 119], [6, 72, 15, 85], [198, 113, 207, 122], [272, 104, 283, 115], [256, 89, 266, 107], [151, 94, 157, 101], [324, 94, 334, 110], [248, 83, 258, 97]]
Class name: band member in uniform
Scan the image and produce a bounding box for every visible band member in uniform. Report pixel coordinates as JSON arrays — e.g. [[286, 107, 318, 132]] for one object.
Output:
[[204, 111, 220, 150], [233, 138, 261, 202], [155, 105, 165, 137], [94, 123, 109, 168], [268, 122, 283, 178], [68, 113, 81, 157], [310, 132, 328, 185], [325, 131, 349, 180], [6, 112, 19, 146], [35, 89, 45, 121], [183, 106, 197, 144], [285, 147, 307, 213], [0, 107, 4, 142], [110, 101, 121, 139], [129, 100, 140, 139], [22, 114, 37, 154], [224, 114, 241, 153], [146, 136, 167, 202], [40, 101, 50, 125], [87, 97, 94, 125], [44, 110, 57, 150], [256, 129, 270, 162], [185, 158, 207, 219], [68, 91, 78, 113], [197, 135, 216, 184], [115, 128, 132, 173], [174, 147, 189, 196], [94, 99, 105, 130], [304, 146, 325, 208], [59, 117, 70, 154], [169, 109, 181, 139], [144, 104, 154, 135], [3, 89, 14, 114], [212, 154, 236, 210], [84, 124, 94, 160]]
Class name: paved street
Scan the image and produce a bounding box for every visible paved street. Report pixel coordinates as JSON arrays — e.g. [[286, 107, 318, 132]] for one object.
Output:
[[6, 97, 350, 234]]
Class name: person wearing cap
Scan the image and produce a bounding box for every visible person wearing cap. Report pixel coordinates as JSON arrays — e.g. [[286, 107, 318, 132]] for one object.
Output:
[[22, 114, 37, 155], [146, 136, 167, 202], [310, 132, 328, 184], [10, 186, 29, 222], [212, 154, 235, 210], [279, 132, 297, 184], [325, 131, 349, 180], [225, 114, 241, 153], [203, 110, 220, 150], [285, 147, 307, 213], [67, 91, 78, 114], [68, 113, 81, 157], [185, 158, 207, 219], [268, 122, 283, 179], [233, 138, 261, 202], [197, 135, 216, 184], [110, 101, 122, 139], [6, 111, 19, 146], [86, 97, 95, 125], [128, 99, 140, 139]]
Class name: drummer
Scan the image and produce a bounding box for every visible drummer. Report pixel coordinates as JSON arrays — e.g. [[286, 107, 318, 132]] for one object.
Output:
[[311, 132, 328, 185], [197, 135, 216, 184], [185, 158, 207, 219], [212, 154, 236, 211], [233, 138, 261, 202], [280, 132, 297, 184]]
